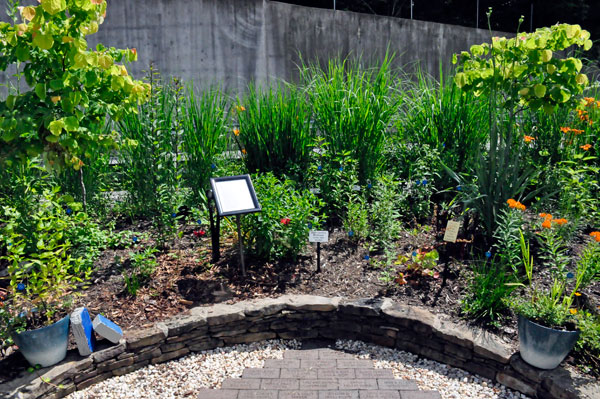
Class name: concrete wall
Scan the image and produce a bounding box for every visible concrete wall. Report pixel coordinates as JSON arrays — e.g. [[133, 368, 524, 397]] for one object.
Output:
[[1, 0, 503, 93]]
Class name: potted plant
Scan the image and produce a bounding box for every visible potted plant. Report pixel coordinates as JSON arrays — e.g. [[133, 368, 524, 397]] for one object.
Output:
[[1, 187, 83, 367], [508, 230, 588, 369]]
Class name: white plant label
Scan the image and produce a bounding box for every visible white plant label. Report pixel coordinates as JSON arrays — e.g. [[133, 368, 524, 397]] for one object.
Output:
[[309, 230, 329, 243], [351, 185, 361, 191], [443, 221, 461, 243], [309, 188, 321, 194]]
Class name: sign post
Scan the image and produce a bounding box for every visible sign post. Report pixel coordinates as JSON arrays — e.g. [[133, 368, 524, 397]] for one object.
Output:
[[209, 175, 261, 276], [309, 230, 329, 273]]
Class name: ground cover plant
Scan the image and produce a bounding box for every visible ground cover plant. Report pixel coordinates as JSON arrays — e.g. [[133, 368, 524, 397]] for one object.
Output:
[[1, 1, 600, 385]]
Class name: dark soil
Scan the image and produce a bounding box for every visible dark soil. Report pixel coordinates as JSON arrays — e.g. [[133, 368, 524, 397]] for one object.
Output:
[[1, 220, 599, 384]]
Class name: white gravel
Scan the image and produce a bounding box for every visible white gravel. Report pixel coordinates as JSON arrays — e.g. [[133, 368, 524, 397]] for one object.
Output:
[[67, 339, 530, 399]]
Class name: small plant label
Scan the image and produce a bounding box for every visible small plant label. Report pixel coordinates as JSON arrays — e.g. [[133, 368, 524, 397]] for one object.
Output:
[[309, 230, 329, 243], [351, 185, 361, 191], [443, 221, 461, 243], [309, 188, 321, 194]]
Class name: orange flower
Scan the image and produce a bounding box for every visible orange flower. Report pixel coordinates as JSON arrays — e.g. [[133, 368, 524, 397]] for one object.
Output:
[[235, 105, 246, 112], [577, 109, 589, 122], [596, 100, 600, 108], [524, 135, 535, 143], [574, 292, 582, 297], [580, 144, 592, 151], [571, 128, 584, 135], [242, 148, 247, 154], [584, 97, 595, 106], [553, 218, 568, 226], [233, 128, 240, 136], [542, 219, 552, 229], [569, 309, 578, 315], [560, 126, 571, 134], [507, 199, 526, 211], [590, 232, 600, 242], [539, 213, 553, 219]]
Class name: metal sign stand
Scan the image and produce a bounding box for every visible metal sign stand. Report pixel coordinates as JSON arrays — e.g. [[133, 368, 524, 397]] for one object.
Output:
[[236, 214, 246, 276], [207, 190, 221, 263], [316, 242, 322, 273]]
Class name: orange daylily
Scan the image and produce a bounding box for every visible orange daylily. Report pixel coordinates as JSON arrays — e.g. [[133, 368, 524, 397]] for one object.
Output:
[[571, 128, 584, 135], [590, 232, 600, 242], [524, 135, 535, 143], [581, 144, 592, 151], [233, 128, 240, 136], [560, 126, 571, 134]]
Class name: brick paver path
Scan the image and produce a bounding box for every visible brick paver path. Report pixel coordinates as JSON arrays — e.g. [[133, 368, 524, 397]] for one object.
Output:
[[197, 348, 441, 399]]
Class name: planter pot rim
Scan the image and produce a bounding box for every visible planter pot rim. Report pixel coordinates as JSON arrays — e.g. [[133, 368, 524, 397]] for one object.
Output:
[[517, 314, 578, 334], [14, 315, 70, 338]]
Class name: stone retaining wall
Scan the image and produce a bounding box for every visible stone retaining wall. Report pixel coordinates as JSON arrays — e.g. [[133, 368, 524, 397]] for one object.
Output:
[[2, 296, 598, 399]]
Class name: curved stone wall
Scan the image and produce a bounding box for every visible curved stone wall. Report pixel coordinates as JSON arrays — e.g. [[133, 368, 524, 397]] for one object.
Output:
[[1, 296, 598, 399]]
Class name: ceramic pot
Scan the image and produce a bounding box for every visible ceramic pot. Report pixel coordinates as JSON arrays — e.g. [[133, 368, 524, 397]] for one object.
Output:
[[518, 315, 579, 370], [13, 315, 70, 367]]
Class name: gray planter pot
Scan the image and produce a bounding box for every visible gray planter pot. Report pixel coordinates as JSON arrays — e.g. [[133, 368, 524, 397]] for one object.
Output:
[[518, 315, 579, 370], [13, 315, 70, 368]]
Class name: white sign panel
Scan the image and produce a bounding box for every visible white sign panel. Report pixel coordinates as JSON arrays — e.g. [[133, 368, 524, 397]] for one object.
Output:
[[443, 221, 461, 243], [213, 179, 256, 214], [309, 230, 329, 243]]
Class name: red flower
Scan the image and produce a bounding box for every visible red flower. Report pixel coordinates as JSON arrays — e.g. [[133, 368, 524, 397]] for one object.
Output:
[[280, 218, 291, 225], [193, 230, 206, 237]]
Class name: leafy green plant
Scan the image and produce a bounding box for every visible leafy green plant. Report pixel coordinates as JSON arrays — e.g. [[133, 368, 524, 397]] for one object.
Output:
[[368, 174, 403, 251], [123, 247, 158, 296], [301, 54, 399, 183], [1, 188, 86, 332], [395, 248, 440, 279], [235, 83, 313, 178], [573, 311, 600, 377], [451, 17, 592, 239], [508, 230, 586, 329], [0, 0, 149, 191], [343, 197, 369, 243], [493, 205, 526, 275], [242, 173, 324, 261], [305, 138, 360, 221], [461, 259, 516, 326], [577, 238, 600, 289]]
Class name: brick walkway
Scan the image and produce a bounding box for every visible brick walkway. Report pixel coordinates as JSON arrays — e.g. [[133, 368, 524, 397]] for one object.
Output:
[[197, 348, 441, 399]]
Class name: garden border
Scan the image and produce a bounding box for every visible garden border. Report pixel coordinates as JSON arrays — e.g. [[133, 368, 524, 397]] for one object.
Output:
[[2, 295, 598, 399]]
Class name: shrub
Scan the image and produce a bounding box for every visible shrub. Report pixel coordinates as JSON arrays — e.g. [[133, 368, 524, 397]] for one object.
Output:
[[123, 247, 158, 296], [242, 173, 324, 261]]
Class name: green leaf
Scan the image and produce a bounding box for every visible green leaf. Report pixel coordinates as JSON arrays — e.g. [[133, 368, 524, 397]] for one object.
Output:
[[49, 79, 64, 90], [533, 84, 546, 98], [33, 33, 54, 50], [48, 119, 65, 136], [64, 116, 79, 132], [583, 39, 593, 51], [35, 83, 46, 100], [541, 50, 552, 62], [6, 95, 16, 110], [41, 0, 67, 15], [455, 72, 467, 88], [16, 46, 29, 61], [576, 73, 588, 85]]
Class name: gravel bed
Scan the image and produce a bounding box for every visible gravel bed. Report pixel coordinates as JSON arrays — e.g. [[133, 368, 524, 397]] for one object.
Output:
[[67, 339, 529, 399]]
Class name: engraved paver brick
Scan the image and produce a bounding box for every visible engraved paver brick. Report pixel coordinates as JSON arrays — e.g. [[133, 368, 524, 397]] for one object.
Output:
[[301, 359, 337, 369], [319, 391, 359, 399], [196, 389, 239, 398], [359, 391, 400, 398], [338, 379, 378, 390], [221, 379, 261, 390], [261, 378, 300, 390], [300, 379, 339, 390], [285, 350, 321, 360], [238, 390, 278, 399], [318, 368, 356, 379], [281, 368, 319, 379], [264, 359, 301, 369], [318, 350, 355, 360], [356, 369, 394, 379], [399, 391, 442, 399], [242, 368, 280, 379], [377, 379, 419, 390], [337, 360, 374, 369], [279, 391, 318, 399]]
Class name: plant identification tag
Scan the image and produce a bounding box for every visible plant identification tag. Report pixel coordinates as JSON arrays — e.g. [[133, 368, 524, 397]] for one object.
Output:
[[443, 221, 461, 243], [309, 188, 321, 194], [351, 185, 361, 191], [309, 230, 329, 243]]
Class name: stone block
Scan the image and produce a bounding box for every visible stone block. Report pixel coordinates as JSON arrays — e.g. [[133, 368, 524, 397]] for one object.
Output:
[[278, 330, 319, 340], [284, 295, 340, 312], [320, 391, 359, 398], [496, 371, 537, 397], [76, 371, 112, 390], [461, 361, 497, 381], [419, 347, 465, 368], [125, 324, 167, 350], [162, 313, 207, 337], [150, 347, 190, 364], [196, 389, 239, 398], [97, 356, 134, 373], [280, 368, 318, 379], [377, 379, 418, 390], [443, 342, 473, 360], [359, 391, 400, 399], [242, 368, 281, 379], [381, 302, 439, 334], [300, 359, 337, 369], [223, 332, 276, 344], [279, 391, 318, 399], [336, 359, 373, 369], [188, 337, 223, 352], [194, 303, 245, 326], [339, 298, 392, 316], [472, 329, 514, 365], [243, 297, 291, 317], [356, 369, 394, 379], [112, 360, 150, 376], [541, 366, 597, 399], [239, 390, 279, 399], [509, 353, 548, 383], [133, 347, 162, 363], [338, 379, 378, 390], [166, 327, 209, 343], [260, 378, 300, 390], [432, 320, 474, 349], [221, 378, 261, 390], [212, 327, 249, 338], [317, 368, 355, 379], [299, 379, 338, 390], [264, 359, 300, 368], [161, 341, 186, 353], [91, 339, 126, 363]]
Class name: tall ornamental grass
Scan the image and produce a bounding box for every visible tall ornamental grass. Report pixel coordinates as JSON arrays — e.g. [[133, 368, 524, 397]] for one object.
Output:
[[235, 84, 313, 178], [180, 85, 230, 202], [397, 68, 489, 177], [301, 54, 399, 183]]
